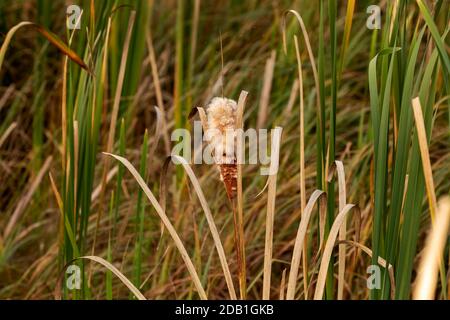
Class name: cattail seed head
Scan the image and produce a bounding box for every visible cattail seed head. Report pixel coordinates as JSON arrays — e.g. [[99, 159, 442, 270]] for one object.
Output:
[[206, 97, 237, 133], [206, 97, 238, 199]]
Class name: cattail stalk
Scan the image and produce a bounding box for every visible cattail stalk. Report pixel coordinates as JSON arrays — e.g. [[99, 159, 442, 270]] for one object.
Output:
[[199, 95, 247, 299]]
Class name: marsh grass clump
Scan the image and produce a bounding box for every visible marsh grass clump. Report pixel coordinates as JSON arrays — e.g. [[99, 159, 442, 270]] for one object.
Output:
[[0, 0, 449, 301]]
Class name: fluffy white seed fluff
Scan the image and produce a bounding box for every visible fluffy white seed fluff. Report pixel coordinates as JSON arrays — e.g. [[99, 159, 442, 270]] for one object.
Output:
[[206, 97, 237, 165], [206, 97, 237, 131]]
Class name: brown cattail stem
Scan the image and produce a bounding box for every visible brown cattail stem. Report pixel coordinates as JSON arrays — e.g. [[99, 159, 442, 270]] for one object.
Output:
[[235, 92, 248, 300], [231, 197, 246, 300]]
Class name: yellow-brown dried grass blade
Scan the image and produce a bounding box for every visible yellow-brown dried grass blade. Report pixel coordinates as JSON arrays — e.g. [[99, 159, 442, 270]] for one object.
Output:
[[411, 97, 437, 222], [61, 56, 68, 171], [262, 175, 277, 300], [49, 172, 64, 247], [286, 190, 327, 299], [146, 32, 170, 154], [293, 34, 309, 299], [73, 120, 79, 209], [313, 204, 360, 300], [262, 127, 282, 300], [54, 255, 146, 300], [235, 90, 248, 299], [0, 121, 17, 148], [3, 156, 52, 240], [327, 160, 349, 300], [336, 240, 395, 299], [188, 107, 208, 130], [49, 172, 63, 213], [413, 197, 450, 299], [89, 0, 95, 44], [338, 0, 355, 82], [0, 22, 88, 72], [0, 85, 14, 110], [279, 269, 287, 300], [401, 174, 409, 215], [282, 10, 321, 149], [388, 1, 399, 42], [285, 79, 299, 114], [160, 155, 237, 300], [150, 106, 164, 159], [187, 0, 201, 108], [49, 173, 79, 257], [103, 152, 207, 300], [257, 50, 276, 130]]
